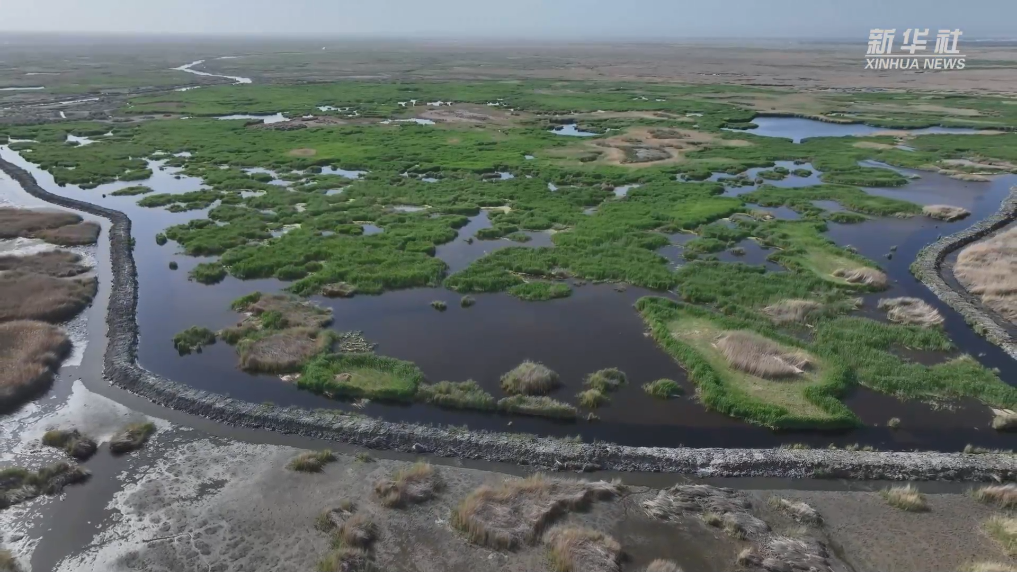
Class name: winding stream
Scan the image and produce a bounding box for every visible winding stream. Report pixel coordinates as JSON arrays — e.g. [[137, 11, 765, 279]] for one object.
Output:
[[172, 60, 252, 85]]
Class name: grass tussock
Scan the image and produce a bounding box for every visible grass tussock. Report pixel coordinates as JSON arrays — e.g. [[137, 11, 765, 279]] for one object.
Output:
[[644, 560, 683, 572], [33, 222, 100, 246], [956, 227, 1017, 325], [497, 395, 577, 419], [451, 474, 621, 550], [546, 526, 622, 572], [237, 328, 333, 373], [973, 484, 1017, 509], [109, 421, 156, 455], [373, 461, 442, 508], [320, 282, 357, 298], [584, 368, 627, 392], [642, 378, 683, 399], [431, 299, 447, 311], [984, 515, 1017, 556], [962, 562, 1017, 572], [500, 360, 560, 395], [0, 461, 90, 509], [767, 496, 821, 524], [832, 267, 888, 288], [0, 250, 89, 278], [172, 326, 216, 355], [416, 380, 496, 411], [923, 204, 971, 221], [460, 295, 476, 308], [762, 299, 824, 325], [576, 388, 609, 409], [287, 449, 337, 473], [335, 512, 378, 548], [715, 330, 812, 380], [41, 429, 97, 460], [0, 320, 71, 410], [993, 412, 1017, 431], [0, 272, 97, 323], [315, 546, 369, 572], [880, 484, 928, 512], [877, 297, 944, 328]]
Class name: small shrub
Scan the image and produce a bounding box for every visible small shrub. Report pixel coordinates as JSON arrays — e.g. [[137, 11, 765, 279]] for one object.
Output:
[[985, 515, 1017, 556], [172, 326, 216, 355], [887, 417, 901, 429], [168, 261, 178, 270], [287, 449, 336, 473], [500, 360, 560, 395], [642, 379, 682, 399], [880, 484, 928, 512], [973, 484, 1017, 509], [373, 461, 442, 508], [355, 452, 376, 463], [41, 429, 97, 460], [155, 233, 167, 246], [584, 368, 627, 392], [460, 295, 476, 308], [431, 300, 447, 311], [993, 413, 1017, 432], [417, 380, 496, 410], [109, 422, 156, 455], [576, 388, 609, 409]]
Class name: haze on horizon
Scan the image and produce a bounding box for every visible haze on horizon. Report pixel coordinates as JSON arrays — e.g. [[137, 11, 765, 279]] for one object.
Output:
[[2, 0, 1016, 41]]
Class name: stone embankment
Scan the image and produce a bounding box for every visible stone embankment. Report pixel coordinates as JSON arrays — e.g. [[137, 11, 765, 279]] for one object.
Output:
[[911, 185, 1017, 361], [2, 156, 1015, 481]]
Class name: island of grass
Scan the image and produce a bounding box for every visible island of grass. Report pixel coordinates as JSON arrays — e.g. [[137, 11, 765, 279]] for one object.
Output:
[[299, 353, 424, 402], [638, 298, 857, 429]]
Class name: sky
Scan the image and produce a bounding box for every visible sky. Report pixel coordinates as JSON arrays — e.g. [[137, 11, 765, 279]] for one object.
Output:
[[2, 0, 1016, 40]]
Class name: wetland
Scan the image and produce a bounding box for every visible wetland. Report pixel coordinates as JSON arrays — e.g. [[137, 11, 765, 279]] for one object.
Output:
[[4, 80, 1017, 452]]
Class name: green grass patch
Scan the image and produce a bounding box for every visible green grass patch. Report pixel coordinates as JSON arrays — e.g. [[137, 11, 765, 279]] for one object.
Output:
[[417, 380, 496, 411], [642, 378, 683, 399], [172, 326, 216, 355], [299, 353, 425, 402], [497, 395, 578, 420], [508, 281, 572, 301]]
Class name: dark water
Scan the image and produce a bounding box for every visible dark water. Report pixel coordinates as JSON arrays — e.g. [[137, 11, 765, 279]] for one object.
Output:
[[4, 133, 1017, 451], [726, 117, 980, 143]]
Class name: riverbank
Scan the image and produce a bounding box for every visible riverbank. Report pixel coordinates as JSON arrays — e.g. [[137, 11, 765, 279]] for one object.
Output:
[[911, 184, 1017, 361], [2, 155, 1015, 481]]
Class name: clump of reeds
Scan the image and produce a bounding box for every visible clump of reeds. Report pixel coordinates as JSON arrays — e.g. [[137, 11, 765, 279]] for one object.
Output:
[[923, 204, 971, 221], [373, 461, 442, 508], [109, 422, 156, 455], [500, 360, 561, 395], [715, 331, 812, 379], [287, 449, 336, 473], [833, 267, 888, 288], [584, 368, 627, 392], [546, 526, 622, 572], [972, 484, 1017, 509], [41, 429, 97, 460], [877, 297, 944, 328], [880, 484, 928, 512], [761, 299, 823, 324]]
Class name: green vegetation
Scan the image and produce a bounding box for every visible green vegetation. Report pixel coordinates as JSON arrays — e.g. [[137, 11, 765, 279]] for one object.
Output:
[[642, 379, 683, 399], [299, 353, 424, 402], [500, 360, 560, 395], [507, 281, 572, 301], [41, 429, 97, 460], [287, 449, 337, 473], [110, 422, 156, 454], [460, 295, 476, 308], [190, 262, 226, 285], [497, 395, 577, 420], [417, 380, 496, 411], [172, 326, 216, 355], [110, 185, 153, 196], [576, 388, 609, 409], [431, 300, 447, 311], [584, 368, 627, 392], [880, 484, 929, 512]]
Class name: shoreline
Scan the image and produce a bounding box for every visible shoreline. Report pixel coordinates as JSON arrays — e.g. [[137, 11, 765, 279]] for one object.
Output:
[[911, 184, 1017, 361], [2, 155, 1016, 481]]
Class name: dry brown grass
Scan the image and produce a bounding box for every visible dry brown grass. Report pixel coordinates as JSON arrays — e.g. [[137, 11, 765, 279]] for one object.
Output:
[[0, 271, 97, 323], [642, 484, 769, 538], [767, 496, 821, 524], [880, 484, 929, 512], [877, 297, 944, 327], [644, 560, 683, 572], [245, 294, 333, 329], [287, 449, 336, 473], [237, 328, 332, 373], [373, 461, 442, 508], [0, 251, 89, 277], [761, 299, 823, 324], [923, 204, 971, 221], [985, 515, 1017, 556], [715, 331, 812, 379], [0, 320, 70, 410], [335, 512, 378, 549], [973, 484, 1017, 509], [315, 546, 369, 572], [0, 207, 81, 239], [33, 222, 100, 246], [451, 474, 621, 550], [832, 267, 888, 288], [546, 526, 622, 572], [963, 562, 1017, 572], [956, 227, 1017, 325], [993, 412, 1017, 431], [500, 360, 560, 395]]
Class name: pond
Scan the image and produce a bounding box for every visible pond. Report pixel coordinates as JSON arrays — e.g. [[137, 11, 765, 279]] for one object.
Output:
[[550, 123, 600, 137], [726, 116, 980, 143], [217, 113, 288, 124], [3, 127, 1016, 452]]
